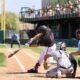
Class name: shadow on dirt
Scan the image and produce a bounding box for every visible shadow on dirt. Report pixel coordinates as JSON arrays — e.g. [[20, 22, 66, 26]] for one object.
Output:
[[6, 71, 45, 75], [6, 72, 80, 79], [31, 75, 80, 79]]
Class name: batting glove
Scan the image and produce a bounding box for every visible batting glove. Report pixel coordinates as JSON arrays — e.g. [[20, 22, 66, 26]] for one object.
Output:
[[25, 43, 29, 46], [43, 62, 50, 70]]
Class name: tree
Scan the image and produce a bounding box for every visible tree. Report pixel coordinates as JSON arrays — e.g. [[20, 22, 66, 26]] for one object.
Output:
[[0, 15, 1, 29], [49, 0, 75, 6], [6, 12, 20, 30]]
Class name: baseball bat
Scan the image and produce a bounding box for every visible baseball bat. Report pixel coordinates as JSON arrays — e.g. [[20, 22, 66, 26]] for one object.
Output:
[[8, 44, 27, 58]]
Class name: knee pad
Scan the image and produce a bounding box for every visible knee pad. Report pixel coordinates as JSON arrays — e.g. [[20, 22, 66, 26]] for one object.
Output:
[[78, 58, 80, 67], [71, 59, 77, 77]]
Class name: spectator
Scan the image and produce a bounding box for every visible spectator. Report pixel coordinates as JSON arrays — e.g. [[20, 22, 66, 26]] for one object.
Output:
[[55, 4, 61, 15], [75, 0, 80, 11]]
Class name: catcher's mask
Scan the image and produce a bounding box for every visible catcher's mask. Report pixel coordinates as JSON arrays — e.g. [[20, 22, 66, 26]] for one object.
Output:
[[57, 42, 66, 51]]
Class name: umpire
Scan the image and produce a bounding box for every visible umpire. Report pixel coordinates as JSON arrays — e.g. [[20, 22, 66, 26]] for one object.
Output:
[[11, 32, 20, 48]]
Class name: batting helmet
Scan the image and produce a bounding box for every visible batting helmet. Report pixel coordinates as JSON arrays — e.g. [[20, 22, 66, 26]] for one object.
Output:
[[37, 25, 48, 33]]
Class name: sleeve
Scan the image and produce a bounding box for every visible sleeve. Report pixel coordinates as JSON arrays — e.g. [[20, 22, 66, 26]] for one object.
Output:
[[78, 40, 80, 52]]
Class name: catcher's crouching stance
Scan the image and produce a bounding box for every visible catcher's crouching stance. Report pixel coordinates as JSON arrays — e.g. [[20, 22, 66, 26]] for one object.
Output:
[[43, 42, 77, 78]]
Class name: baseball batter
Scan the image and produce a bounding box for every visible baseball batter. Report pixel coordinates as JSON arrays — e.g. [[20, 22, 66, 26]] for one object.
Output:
[[27, 25, 56, 73]]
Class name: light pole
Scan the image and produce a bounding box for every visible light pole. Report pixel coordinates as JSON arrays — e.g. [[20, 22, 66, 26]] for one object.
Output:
[[1, 0, 6, 42], [58, 0, 60, 4]]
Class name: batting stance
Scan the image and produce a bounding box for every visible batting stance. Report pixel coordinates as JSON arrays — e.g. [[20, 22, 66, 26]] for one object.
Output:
[[43, 42, 74, 78], [26, 25, 56, 73]]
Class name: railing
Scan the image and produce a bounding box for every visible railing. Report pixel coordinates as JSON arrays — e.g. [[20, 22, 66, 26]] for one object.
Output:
[[19, 7, 80, 22]]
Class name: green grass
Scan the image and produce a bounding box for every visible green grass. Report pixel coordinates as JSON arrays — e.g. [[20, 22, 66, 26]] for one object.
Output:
[[66, 47, 79, 61], [66, 47, 77, 52], [0, 53, 6, 67], [28, 46, 44, 53], [0, 44, 6, 48]]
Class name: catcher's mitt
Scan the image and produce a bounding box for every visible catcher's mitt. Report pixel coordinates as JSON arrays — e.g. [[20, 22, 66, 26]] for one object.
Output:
[[43, 62, 50, 70]]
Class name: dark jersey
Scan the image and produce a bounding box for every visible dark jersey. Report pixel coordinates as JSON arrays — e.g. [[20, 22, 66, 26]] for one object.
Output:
[[37, 28, 54, 47]]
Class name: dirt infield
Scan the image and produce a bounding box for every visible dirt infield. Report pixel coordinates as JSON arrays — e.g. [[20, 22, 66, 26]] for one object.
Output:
[[0, 48, 80, 80]]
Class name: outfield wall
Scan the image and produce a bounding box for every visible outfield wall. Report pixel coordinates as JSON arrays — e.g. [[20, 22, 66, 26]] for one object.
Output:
[[0, 30, 78, 47], [0, 31, 4, 43]]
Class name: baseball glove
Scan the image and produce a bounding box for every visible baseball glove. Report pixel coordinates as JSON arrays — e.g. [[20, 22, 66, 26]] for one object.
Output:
[[43, 62, 50, 70]]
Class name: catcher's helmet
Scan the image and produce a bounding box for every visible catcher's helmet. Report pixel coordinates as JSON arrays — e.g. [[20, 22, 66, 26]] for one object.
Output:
[[37, 25, 48, 33], [57, 42, 66, 51]]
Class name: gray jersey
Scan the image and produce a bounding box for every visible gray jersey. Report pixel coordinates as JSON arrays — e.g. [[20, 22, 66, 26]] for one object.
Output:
[[51, 50, 72, 68]]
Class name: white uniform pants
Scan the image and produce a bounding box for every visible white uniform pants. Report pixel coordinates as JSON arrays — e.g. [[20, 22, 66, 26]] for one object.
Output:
[[46, 66, 73, 78], [38, 44, 57, 64]]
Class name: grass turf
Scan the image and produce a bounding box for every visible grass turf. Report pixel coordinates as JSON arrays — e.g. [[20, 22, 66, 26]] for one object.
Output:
[[0, 52, 6, 67]]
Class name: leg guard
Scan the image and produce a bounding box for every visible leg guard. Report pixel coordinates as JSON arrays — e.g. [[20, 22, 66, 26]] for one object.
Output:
[[70, 59, 77, 77]]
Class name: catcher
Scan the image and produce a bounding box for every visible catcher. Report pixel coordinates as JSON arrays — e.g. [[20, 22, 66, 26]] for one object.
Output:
[[43, 42, 77, 78]]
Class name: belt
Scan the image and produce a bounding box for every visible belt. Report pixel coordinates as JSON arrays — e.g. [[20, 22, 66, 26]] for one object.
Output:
[[59, 65, 72, 69]]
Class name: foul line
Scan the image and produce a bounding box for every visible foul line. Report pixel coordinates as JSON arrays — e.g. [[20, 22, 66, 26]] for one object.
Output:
[[22, 50, 36, 60], [14, 56, 26, 71], [4, 44, 26, 72]]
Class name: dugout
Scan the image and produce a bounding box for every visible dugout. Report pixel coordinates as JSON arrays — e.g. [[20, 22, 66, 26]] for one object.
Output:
[[19, 7, 80, 46]]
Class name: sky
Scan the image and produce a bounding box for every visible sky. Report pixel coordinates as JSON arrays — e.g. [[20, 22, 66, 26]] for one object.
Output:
[[0, 0, 41, 14]]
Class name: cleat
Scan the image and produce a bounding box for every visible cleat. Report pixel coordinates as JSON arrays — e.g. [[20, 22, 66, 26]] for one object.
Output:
[[27, 68, 38, 73]]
